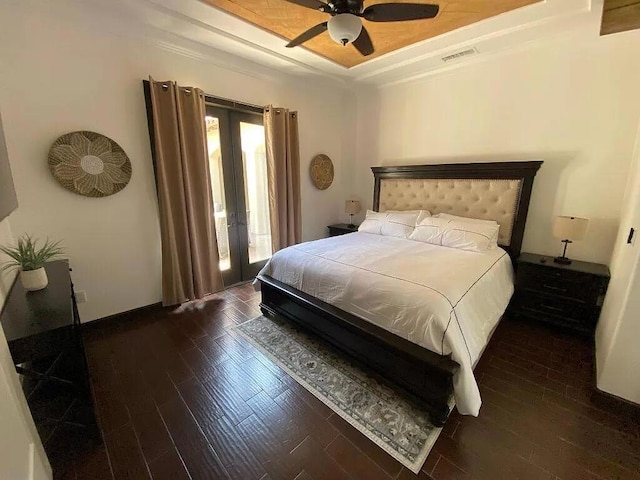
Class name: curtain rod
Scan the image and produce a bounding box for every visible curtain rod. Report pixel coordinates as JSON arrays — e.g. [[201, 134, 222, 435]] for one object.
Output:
[[204, 95, 264, 115], [142, 80, 263, 115]]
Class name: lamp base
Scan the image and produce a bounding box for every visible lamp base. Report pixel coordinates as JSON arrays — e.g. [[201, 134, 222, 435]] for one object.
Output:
[[554, 239, 573, 265], [347, 223, 356, 229], [554, 256, 572, 265]]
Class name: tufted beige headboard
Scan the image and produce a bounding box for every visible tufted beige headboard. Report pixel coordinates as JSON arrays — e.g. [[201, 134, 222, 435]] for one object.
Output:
[[378, 178, 521, 246], [371, 162, 542, 258]]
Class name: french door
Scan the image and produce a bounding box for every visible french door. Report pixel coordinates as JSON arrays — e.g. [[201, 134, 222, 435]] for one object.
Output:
[[205, 106, 272, 286]]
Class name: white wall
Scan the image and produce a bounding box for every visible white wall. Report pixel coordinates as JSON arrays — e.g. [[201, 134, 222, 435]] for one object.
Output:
[[0, 0, 352, 322], [352, 31, 640, 265], [596, 119, 640, 404], [598, 258, 640, 404], [0, 217, 51, 480]]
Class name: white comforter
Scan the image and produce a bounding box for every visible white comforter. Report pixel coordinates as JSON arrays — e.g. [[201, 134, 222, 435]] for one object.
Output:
[[257, 232, 514, 415]]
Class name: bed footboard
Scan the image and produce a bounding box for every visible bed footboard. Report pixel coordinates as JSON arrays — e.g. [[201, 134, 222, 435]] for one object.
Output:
[[257, 274, 458, 427]]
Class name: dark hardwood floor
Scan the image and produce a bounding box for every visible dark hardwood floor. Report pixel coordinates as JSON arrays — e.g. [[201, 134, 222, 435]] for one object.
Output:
[[52, 282, 640, 480]]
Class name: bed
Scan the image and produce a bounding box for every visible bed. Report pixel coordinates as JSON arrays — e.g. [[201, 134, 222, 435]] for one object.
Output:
[[257, 161, 542, 425]]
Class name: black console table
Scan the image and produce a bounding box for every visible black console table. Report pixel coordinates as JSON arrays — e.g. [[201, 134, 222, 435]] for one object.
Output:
[[0, 260, 97, 461]]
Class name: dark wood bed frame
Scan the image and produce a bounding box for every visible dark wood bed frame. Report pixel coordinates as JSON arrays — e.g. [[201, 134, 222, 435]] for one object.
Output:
[[258, 161, 542, 425]]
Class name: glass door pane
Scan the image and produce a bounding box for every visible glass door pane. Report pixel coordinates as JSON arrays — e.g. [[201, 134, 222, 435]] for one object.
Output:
[[239, 121, 272, 265], [205, 107, 242, 287], [205, 116, 231, 272], [205, 106, 270, 286]]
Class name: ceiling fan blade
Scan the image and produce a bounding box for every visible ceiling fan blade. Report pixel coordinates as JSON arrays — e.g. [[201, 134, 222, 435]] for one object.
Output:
[[352, 26, 374, 56], [362, 3, 439, 22], [283, 0, 330, 12], [286, 22, 328, 47]]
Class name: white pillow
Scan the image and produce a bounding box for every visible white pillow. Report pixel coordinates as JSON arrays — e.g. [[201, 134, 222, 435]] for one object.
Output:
[[441, 220, 500, 253], [358, 210, 420, 239], [408, 216, 451, 245], [435, 213, 499, 248], [382, 211, 421, 238], [388, 209, 431, 226], [435, 213, 497, 225], [416, 209, 431, 224], [386, 209, 430, 216], [409, 216, 499, 253], [358, 210, 386, 235]]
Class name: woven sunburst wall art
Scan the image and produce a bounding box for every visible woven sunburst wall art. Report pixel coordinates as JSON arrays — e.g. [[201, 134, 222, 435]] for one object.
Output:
[[309, 154, 334, 190], [48, 131, 132, 197]]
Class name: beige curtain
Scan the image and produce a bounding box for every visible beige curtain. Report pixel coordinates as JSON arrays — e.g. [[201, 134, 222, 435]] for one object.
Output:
[[264, 106, 302, 251], [148, 78, 223, 306]]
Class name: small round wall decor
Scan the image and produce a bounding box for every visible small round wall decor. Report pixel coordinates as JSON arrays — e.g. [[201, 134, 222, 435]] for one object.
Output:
[[48, 131, 132, 197], [309, 154, 334, 190]]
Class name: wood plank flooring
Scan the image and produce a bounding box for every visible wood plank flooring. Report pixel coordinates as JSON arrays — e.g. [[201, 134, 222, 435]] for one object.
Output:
[[52, 282, 640, 479]]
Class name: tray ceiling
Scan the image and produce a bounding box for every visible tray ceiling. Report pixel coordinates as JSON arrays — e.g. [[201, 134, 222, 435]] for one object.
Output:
[[202, 0, 541, 68]]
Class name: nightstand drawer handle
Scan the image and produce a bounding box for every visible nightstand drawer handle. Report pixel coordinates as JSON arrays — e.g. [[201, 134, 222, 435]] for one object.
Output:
[[542, 284, 567, 293]]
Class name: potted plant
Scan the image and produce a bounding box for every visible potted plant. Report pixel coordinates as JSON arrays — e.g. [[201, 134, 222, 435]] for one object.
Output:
[[0, 235, 64, 291]]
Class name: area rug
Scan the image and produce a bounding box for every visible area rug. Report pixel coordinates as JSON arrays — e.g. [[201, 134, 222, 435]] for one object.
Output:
[[234, 315, 443, 474]]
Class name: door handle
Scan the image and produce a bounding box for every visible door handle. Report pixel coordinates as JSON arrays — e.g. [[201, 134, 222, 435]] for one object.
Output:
[[227, 223, 236, 228]]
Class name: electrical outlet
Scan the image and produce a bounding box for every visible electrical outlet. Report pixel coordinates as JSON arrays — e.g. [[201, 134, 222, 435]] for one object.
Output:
[[75, 290, 88, 303]]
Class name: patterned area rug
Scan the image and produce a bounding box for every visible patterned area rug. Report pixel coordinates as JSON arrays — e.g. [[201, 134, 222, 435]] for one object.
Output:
[[235, 315, 443, 474]]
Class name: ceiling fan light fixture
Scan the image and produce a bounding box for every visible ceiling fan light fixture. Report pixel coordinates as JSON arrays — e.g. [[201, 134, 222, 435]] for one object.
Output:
[[327, 14, 362, 46]]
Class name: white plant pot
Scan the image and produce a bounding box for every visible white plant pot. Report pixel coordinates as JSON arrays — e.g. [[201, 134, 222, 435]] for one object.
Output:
[[20, 267, 48, 291]]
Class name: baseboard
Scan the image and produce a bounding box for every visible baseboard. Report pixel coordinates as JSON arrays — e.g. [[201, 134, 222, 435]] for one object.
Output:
[[593, 341, 639, 410], [80, 281, 255, 331], [81, 302, 165, 331], [595, 385, 640, 410]]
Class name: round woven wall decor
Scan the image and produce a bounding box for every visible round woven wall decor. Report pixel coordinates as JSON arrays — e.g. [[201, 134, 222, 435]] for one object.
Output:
[[48, 131, 132, 198], [309, 154, 334, 190]]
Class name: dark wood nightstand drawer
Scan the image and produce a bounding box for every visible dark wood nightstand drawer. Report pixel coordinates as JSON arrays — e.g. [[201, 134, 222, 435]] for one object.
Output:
[[512, 292, 595, 327], [328, 223, 358, 237], [517, 265, 596, 303], [511, 252, 610, 336]]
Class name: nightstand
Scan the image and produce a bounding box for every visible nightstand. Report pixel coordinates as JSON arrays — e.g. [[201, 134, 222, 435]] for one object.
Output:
[[509, 252, 610, 335], [327, 223, 358, 237]]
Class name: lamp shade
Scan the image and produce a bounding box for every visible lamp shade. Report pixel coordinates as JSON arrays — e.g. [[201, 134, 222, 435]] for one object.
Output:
[[553, 216, 589, 241], [328, 14, 362, 45], [345, 200, 361, 215]]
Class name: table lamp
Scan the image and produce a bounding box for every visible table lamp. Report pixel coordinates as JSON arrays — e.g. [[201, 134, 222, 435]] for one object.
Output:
[[553, 216, 589, 265], [345, 200, 361, 228]]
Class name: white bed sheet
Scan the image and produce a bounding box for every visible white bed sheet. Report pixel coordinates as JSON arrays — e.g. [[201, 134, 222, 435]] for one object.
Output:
[[256, 232, 514, 415]]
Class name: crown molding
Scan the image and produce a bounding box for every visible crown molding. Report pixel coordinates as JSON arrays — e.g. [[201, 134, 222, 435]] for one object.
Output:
[[364, 1, 602, 87], [140, 0, 347, 77], [96, 0, 351, 80], [77, 0, 599, 88], [349, 0, 596, 81], [68, 0, 349, 89]]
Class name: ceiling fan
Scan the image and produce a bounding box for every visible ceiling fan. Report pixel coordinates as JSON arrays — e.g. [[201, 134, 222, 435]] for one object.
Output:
[[284, 0, 440, 57]]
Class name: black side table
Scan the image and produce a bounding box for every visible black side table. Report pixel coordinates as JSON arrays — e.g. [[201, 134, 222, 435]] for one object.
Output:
[[328, 223, 359, 237], [510, 252, 610, 335], [0, 261, 97, 451]]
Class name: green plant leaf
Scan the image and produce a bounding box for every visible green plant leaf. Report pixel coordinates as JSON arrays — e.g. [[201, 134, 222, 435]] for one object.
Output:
[[0, 235, 64, 271]]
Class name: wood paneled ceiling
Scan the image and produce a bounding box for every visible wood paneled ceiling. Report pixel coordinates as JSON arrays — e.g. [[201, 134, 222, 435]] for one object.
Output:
[[202, 0, 541, 68], [601, 0, 640, 35]]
